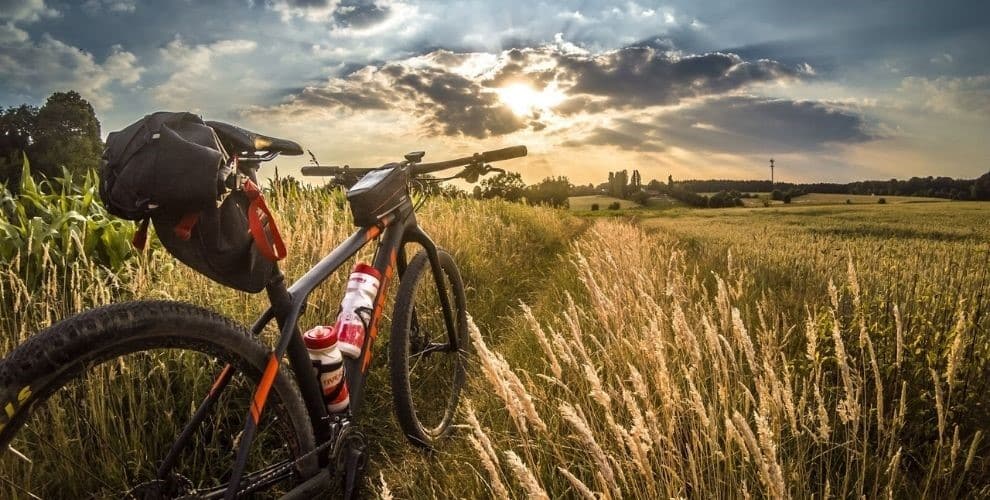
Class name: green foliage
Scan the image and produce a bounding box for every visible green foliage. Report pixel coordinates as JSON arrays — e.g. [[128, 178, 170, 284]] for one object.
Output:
[[0, 153, 135, 286], [32, 91, 103, 179], [525, 176, 570, 208], [972, 171, 990, 200], [630, 190, 651, 205], [607, 201, 620, 210], [0, 92, 103, 185], [590, 203, 599, 211], [480, 171, 525, 201]]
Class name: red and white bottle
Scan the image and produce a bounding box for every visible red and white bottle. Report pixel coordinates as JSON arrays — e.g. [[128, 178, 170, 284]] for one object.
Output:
[[303, 326, 350, 413], [333, 263, 382, 358]]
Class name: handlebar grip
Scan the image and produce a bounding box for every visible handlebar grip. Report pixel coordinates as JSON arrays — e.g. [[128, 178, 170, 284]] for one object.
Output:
[[480, 145, 527, 163]]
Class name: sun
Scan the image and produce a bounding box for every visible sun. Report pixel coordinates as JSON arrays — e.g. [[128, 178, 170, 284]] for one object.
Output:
[[495, 82, 565, 116]]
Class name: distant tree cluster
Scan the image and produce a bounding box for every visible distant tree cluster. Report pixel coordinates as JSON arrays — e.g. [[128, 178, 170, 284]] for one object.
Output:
[[473, 172, 570, 208], [0, 91, 103, 190], [676, 176, 990, 201]]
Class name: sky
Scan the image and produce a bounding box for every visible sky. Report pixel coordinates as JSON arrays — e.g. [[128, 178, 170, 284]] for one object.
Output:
[[1, 0, 988, 185]]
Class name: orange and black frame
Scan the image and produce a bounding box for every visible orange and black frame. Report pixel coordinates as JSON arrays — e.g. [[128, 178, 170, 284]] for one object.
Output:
[[151, 148, 503, 498]]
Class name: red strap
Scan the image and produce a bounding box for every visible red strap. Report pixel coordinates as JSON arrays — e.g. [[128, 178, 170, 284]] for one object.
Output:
[[132, 218, 150, 250], [174, 212, 201, 241], [243, 179, 287, 262]]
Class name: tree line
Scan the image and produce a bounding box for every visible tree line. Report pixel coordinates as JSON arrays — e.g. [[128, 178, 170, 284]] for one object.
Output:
[[674, 175, 990, 201], [1, 91, 103, 189]]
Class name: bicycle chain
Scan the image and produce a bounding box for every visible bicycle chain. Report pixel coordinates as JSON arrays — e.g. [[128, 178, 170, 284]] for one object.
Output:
[[235, 417, 358, 496], [235, 436, 336, 495]]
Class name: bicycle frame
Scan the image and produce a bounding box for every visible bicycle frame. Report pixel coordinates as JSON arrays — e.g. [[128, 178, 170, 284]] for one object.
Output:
[[159, 181, 459, 498]]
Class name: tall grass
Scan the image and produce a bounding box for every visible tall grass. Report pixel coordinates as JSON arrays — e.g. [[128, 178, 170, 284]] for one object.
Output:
[[2, 182, 987, 497], [0, 180, 583, 495], [380, 211, 989, 498]]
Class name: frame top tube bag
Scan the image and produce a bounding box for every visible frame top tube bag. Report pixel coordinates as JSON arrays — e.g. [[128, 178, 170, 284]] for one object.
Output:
[[100, 112, 286, 293]]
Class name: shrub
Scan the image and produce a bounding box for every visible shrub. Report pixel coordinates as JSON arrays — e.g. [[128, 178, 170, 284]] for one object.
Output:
[[878, 197, 887, 204], [590, 203, 599, 211], [607, 201, 621, 210]]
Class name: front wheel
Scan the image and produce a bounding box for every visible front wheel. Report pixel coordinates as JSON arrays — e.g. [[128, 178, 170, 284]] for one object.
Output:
[[0, 301, 318, 498], [390, 249, 469, 448]]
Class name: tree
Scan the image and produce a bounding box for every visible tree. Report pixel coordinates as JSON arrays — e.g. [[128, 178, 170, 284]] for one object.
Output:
[[0, 104, 39, 189], [526, 176, 570, 208], [608, 170, 628, 198], [972, 171, 990, 201], [480, 171, 526, 201], [30, 91, 103, 180]]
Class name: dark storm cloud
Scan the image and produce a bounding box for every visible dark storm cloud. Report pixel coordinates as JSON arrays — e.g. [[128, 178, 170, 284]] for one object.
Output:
[[281, 0, 332, 6], [390, 65, 528, 138], [556, 48, 803, 108], [273, 44, 811, 139], [657, 96, 874, 153], [484, 45, 808, 114], [284, 60, 528, 138], [332, 0, 390, 29], [570, 96, 874, 154], [293, 83, 391, 110]]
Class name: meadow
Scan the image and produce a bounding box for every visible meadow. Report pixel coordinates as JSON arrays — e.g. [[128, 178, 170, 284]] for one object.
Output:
[[1, 177, 988, 498]]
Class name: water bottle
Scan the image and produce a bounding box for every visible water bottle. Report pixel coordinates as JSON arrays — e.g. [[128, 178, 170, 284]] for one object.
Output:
[[333, 262, 382, 359], [302, 325, 349, 413]]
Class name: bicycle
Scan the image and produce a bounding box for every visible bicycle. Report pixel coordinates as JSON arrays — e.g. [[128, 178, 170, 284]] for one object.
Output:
[[0, 135, 528, 498]]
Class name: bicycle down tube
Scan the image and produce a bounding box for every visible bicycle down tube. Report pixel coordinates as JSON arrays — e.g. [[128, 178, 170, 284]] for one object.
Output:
[[227, 208, 457, 496], [221, 219, 390, 499]]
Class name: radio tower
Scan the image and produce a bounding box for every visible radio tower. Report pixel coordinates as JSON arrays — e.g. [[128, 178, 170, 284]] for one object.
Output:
[[769, 158, 775, 187]]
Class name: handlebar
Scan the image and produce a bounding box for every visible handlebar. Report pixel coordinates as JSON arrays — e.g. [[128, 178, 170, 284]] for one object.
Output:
[[301, 145, 528, 179]]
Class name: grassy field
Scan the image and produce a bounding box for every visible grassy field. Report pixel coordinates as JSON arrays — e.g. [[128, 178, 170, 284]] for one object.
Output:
[[733, 192, 946, 207], [569, 194, 637, 210], [2, 185, 989, 498]]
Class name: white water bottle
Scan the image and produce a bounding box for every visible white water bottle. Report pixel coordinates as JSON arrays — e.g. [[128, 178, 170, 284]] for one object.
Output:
[[334, 263, 382, 359], [303, 326, 349, 413]]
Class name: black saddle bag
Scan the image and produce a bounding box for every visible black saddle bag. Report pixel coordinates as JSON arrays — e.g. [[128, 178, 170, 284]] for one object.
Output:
[[100, 112, 286, 293]]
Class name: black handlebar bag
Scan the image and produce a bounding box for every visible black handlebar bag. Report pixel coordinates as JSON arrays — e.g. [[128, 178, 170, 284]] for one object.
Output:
[[100, 112, 285, 293]]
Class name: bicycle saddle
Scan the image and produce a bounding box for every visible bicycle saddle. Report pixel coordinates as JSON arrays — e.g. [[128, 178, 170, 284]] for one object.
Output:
[[206, 120, 304, 156]]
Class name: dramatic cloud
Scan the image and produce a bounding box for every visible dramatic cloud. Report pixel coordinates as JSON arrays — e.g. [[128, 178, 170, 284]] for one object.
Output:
[[0, 27, 141, 108], [260, 43, 810, 140], [269, 0, 341, 22], [552, 48, 806, 109], [567, 96, 874, 155], [81, 0, 137, 14], [0, 0, 57, 22], [899, 75, 990, 117], [332, 0, 391, 29], [562, 126, 666, 152]]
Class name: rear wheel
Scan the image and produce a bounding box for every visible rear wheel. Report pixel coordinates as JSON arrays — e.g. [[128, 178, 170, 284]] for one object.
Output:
[[0, 301, 317, 498], [389, 249, 469, 448]]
